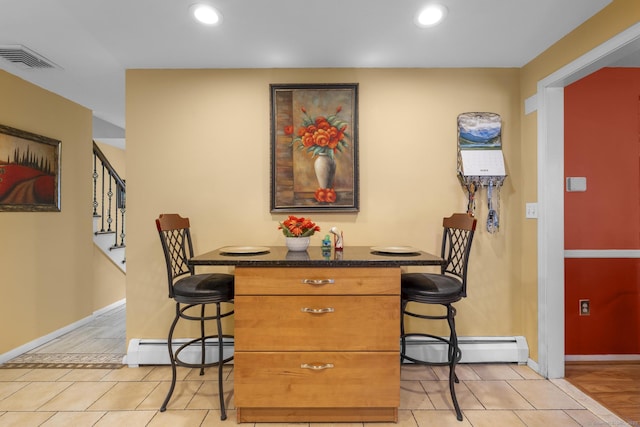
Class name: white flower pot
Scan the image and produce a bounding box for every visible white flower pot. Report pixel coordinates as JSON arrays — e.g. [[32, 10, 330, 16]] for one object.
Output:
[[285, 236, 310, 252]]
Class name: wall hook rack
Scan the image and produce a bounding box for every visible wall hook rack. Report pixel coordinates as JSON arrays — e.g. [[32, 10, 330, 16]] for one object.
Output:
[[456, 112, 507, 232]]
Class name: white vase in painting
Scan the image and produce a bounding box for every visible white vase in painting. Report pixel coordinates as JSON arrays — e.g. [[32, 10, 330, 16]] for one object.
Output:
[[314, 153, 336, 189]]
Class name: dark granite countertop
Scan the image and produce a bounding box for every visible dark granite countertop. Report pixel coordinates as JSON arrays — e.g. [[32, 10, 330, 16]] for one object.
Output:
[[189, 245, 444, 267]]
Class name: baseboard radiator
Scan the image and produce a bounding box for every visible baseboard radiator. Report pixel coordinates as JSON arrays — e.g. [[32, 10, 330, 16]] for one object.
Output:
[[125, 338, 235, 367], [125, 336, 529, 367], [403, 336, 529, 364]]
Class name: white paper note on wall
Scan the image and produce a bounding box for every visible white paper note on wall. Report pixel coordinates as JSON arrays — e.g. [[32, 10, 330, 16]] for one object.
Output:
[[460, 150, 506, 176]]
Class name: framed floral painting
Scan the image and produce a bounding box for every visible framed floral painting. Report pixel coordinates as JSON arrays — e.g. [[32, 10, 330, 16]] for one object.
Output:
[[0, 124, 61, 212], [270, 83, 359, 213]]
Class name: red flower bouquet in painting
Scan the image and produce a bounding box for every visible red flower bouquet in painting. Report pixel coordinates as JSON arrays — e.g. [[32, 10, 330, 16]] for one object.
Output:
[[278, 215, 320, 237], [314, 188, 336, 203], [286, 106, 350, 158], [284, 106, 351, 203]]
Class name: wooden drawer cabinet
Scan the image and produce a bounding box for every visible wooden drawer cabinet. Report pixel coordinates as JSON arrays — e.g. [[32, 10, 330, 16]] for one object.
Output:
[[234, 352, 399, 407], [234, 267, 399, 295], [235, 295, 399, 351], [234, 266, 400, 423]]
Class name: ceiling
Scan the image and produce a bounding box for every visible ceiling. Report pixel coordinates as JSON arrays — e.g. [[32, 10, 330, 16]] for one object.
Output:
[[0, 0, 618, 146]]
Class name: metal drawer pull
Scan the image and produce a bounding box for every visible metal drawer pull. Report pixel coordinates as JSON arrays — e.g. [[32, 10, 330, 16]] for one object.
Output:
[[301, 363, 334, 370], [301, 279, 335, 285], [301, 307, 335, 314]]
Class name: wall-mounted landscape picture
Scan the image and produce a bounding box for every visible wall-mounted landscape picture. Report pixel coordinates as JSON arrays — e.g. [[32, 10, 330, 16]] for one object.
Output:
[[0, 124, 61, 212], [457, 112, 502, 149]]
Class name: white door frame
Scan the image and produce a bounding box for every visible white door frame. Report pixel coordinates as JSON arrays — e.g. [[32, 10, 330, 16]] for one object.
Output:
[[536, 22, 640, 378]]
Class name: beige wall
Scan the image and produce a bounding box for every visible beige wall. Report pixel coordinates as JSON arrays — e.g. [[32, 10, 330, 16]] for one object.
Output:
[[92, 246, 125, 310], [126, 68, 525, 343], [0, 70, 96, 354], [95, 140, 126, 177]]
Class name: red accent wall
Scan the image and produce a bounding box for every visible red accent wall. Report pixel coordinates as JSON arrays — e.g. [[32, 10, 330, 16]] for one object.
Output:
[[564, 68, 640, 355], [565, 259, 640, 354]]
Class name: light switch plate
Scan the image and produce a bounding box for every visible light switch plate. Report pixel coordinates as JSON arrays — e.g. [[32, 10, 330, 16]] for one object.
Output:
[[566, 177, 587, 192], [525, 203, 538, 219]]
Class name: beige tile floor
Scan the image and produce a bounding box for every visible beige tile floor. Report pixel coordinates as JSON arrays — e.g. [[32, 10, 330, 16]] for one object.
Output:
[[0, 306, 633, 427]]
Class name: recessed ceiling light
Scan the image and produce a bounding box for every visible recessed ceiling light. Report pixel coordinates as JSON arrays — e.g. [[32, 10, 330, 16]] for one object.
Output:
[[190, 3, 222, 25], [415, 4, 448, 28]]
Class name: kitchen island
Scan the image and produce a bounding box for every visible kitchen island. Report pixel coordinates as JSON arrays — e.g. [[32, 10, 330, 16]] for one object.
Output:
[[190, 246, 443, 423]]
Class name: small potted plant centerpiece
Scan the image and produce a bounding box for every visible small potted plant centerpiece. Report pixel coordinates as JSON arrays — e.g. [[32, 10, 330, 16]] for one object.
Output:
[[278, 215, 320, 251]]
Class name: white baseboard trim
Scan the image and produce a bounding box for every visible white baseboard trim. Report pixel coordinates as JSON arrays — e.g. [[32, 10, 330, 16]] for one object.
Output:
[[93, 298, 126, 316], [565, 354, 640, 362], [125, 335, 528, 367], [0, 299, 126, 364]]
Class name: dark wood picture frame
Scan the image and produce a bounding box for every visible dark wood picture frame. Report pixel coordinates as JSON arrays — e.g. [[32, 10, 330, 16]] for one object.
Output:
[[0, 124, 61, 212], [270, 83, 359, 213]]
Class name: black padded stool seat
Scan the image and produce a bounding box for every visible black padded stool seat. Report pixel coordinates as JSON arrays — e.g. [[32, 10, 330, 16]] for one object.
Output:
[[172, 274, 234, 304], [401, 273, 463, 305], [156, 213, 234, 421], [400, 213, 476, 422]]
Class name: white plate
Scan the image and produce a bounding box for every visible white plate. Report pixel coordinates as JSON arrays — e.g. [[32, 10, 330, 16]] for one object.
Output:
[[219, 246, 270, 255], [370, 246, 420, 254]]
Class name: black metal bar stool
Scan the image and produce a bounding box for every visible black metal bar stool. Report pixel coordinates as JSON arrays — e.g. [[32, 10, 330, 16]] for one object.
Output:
[[156, 213, 234, 420], [400, 213, 477, 421]]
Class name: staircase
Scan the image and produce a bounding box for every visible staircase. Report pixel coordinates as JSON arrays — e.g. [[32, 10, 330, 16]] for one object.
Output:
[[92, 141, 126, 272]]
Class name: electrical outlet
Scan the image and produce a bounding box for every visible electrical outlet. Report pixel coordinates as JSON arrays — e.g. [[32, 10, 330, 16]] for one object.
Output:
[[525, 202, 538, 219], [579, 299, 590, 316]]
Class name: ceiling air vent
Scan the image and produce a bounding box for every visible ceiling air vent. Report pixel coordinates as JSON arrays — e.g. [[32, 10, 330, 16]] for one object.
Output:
[[0, 45, 58, 69]]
